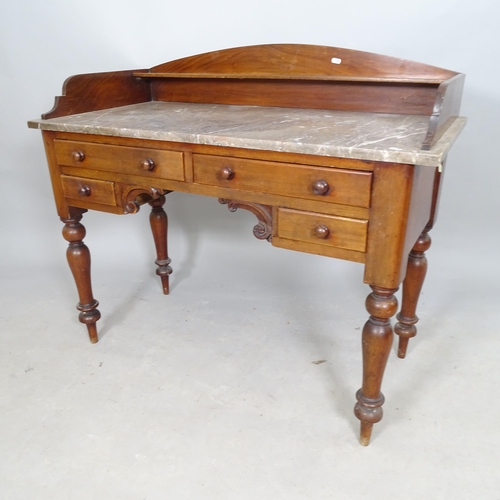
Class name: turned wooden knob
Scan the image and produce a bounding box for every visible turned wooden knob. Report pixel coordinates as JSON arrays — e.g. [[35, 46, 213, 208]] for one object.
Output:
[[218, 166, 235, 180], [72, 150, 85, 162], [78, 185, 91, 197], [312, 179, 329, 195], [141, 158, 155, 171], [314, 225, 330, 239]]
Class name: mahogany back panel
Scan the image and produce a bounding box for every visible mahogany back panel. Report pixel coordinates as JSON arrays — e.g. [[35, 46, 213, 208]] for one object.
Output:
[[150, 44, 457, 81], [151, 79, 438, 115], [144, 44, 462, 116]]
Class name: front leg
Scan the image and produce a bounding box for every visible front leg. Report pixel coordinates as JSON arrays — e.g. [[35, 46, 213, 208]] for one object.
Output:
[[354, 286, 398, 445], [148, 195, 172, 294], [61, 209, 101, 343], [394, 230, 431, 358]]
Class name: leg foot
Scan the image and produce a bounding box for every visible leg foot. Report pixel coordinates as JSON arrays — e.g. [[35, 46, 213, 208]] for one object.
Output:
[[394, 231, 431, 358], [354, 390, 385, 446], [354, 286, 398, 445], [359, 422, 373, 447], [61, 210, 101, 343], [149, 195, 172, 294], [397, 337, 410, 359]]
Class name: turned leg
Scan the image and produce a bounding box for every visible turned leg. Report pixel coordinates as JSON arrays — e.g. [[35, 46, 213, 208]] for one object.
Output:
[[148, 195, 172, 294], [61, 210, 101, 343], [394, 231, 431, 358], [354, 286, 398, 446]]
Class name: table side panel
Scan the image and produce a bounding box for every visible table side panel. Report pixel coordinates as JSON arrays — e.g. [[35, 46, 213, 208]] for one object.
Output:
[[42, 70, 151, 120], [363, 163, 415, 288], [400, 165, 436, 264], [42, 131, 72, 218]]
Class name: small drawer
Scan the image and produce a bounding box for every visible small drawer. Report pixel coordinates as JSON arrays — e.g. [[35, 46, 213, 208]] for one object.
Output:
[[193, 154, 372, 208], [55, 140, 185, 181], [276, 208, 368, 252], [61, 175, 116, 206]]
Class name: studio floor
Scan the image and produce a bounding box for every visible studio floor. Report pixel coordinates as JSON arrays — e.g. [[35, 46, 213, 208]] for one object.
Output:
[[1, 213, 499, 499]]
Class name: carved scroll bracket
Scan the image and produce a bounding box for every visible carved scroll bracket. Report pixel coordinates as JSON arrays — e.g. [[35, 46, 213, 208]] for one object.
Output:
[[218, 198, 273, 242], [121, 186, 172, 214]]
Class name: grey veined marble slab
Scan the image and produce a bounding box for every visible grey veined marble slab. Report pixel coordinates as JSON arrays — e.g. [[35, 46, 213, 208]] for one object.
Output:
[[28, 101, 466, 167]]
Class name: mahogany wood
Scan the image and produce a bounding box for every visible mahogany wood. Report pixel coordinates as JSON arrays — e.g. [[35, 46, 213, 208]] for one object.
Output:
[[363, 163, 414, 288], [193, 154, 373, 208], [31, 44, 465, 446], [61, 175, 116, 206], [48, 130, 377, 171], [135, 72, 446, 83], [42, 70, 150, 120], [42, 131, 72, 218], [121, 186, 168, 214], [271, 234, 366, 264], [54, 139, 185, 181], [276, 208, 368, 253], [354, 286, 398, 445], [394, 231, 431, 358], [151, 79, 439, 115], [149, 44, 457, 80], [60, 162, 371, 220], [312, 180, 330, 196], [422, 74, 465, 150], [218, 199, 273, 241], [61, 209, 101, 343], [426, 165, 445, 231], [149, 195, 172, 295], [314, 225, 330, 239]]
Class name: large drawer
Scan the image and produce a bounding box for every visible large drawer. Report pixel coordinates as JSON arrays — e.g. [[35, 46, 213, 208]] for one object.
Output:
[[276, 208, 368, 252], [193, 154, 372, 208], [61, 175, 116, 206], [54, 140, 185, 181]]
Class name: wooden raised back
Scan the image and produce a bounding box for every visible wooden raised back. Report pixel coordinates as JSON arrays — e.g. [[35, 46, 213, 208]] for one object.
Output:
[[41, 44, 464, 149], [140, 45, 458, 118], [147, 44, 456, 81]]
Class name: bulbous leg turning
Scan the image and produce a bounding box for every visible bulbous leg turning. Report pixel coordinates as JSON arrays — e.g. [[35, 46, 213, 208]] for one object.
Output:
[[149, 195, 172, 295], [394, 231, 431, 358], [61, 210, 101, 343], [354, 286, 398, 445]]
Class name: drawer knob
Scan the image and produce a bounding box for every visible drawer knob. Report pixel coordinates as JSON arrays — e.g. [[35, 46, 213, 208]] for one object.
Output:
[[314, 225, 330, 239], [72, 150, 85, 162], [312, 179, 329, 195], [218, 166, 235, 180], [141, 158, 155, 171], [78, 185, 91, 197]]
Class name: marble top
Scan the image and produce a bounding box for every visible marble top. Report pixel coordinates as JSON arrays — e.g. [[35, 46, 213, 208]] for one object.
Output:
[[28, 101, 466, 167]]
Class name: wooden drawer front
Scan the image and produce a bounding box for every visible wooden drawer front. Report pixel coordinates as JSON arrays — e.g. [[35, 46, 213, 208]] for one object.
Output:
[[277, 208, 368, 252], [61, 175, 116, 206], [54, 140, 185, 181], [193, 154, 372, 208]]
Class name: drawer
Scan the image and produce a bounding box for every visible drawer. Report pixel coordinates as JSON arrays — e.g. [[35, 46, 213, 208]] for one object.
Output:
[[193, 154, 372, 208], [54, 140, 185, 181], [61, 175, 116, 206], [276, 208, 368, 252]]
